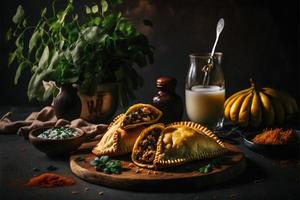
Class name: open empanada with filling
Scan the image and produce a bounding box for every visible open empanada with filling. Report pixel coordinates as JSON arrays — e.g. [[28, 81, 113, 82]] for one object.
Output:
[[121, 103, 162, 130], [92, 114, 145, 157], [132, 121, 227, 169]]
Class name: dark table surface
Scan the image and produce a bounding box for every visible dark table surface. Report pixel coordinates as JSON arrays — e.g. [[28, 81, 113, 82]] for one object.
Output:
[[1, 106, 300, 200]]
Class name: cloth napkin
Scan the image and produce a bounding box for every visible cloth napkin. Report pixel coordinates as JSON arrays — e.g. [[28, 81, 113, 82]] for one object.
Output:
[[0, 106, 108, 140]]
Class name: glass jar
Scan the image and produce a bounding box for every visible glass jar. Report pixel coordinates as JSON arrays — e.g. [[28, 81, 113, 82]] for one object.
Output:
[[185, 53, 225, 129]]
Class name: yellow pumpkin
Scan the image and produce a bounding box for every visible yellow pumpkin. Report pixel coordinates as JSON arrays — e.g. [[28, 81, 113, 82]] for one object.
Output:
[[224, 83, 298, 128]]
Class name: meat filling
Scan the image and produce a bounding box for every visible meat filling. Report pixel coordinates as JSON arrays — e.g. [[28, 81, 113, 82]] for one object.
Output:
[[135, 129, 161, 164], [124, 107, 158, 126]]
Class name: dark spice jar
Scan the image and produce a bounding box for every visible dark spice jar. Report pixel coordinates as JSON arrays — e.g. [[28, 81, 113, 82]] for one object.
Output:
[[152, 76, 183, 123]]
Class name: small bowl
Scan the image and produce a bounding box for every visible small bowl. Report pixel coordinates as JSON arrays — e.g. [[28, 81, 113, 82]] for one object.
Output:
[[243, 130, 300, 158], [29, 126, 86, 156]]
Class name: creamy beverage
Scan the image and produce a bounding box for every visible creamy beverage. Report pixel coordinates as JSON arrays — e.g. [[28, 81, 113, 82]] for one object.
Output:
[[185, 85, 225, 127]]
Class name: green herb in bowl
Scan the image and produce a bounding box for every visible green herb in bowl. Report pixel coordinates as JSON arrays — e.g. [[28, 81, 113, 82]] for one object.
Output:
[[37, 127, 80, 140]]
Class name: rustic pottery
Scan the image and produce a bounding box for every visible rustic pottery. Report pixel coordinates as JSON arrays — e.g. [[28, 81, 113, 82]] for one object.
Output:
[[53, 84, 82, 121], [78, 83, 118, 123]]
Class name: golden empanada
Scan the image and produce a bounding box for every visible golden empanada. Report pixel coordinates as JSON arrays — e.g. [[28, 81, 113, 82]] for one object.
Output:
[[92, 114, 145, 157], [121, 103, 162, 130], [132, 121, 226, 169]]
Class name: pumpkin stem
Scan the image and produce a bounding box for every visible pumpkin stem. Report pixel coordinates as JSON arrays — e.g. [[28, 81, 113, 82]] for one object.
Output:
[[249, 78, 255, 88]]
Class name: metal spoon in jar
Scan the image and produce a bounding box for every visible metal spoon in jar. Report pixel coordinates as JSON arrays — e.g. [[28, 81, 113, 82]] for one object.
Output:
[[202, 18, 225, 86]]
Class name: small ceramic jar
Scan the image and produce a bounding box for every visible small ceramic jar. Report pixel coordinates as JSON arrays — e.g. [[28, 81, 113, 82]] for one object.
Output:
[[152, 76, 183, 123]]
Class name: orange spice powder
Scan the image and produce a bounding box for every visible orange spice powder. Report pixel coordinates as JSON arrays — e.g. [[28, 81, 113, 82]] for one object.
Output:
[[26, 173, 76, 188], [252, 128, 297, 145]]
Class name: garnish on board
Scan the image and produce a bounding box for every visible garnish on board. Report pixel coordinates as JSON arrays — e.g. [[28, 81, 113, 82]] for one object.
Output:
[[90, 156, 121, 174], [198, 158, 224, 174]]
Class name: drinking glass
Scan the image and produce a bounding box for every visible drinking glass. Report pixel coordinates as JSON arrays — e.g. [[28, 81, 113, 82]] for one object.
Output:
[[185, 52, 225, 130]]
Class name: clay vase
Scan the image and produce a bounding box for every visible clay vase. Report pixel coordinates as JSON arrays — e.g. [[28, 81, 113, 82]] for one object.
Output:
[[78, 83, 118, 123], [53, 84, 82, 121], [152, 76, 183, 123]]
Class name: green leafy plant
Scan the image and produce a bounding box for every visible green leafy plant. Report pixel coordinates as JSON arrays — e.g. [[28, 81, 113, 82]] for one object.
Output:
[[6, 0, 154, 106]]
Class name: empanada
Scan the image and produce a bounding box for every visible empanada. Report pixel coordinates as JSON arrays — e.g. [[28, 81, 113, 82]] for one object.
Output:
[[121, 103, 162, 130], [92, 114, 145, 157], [132, 121, 227, 169]]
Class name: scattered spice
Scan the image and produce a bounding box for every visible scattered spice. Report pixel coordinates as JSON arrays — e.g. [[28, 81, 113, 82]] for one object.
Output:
[[135, 168, 142, 173], [252, 128, 297, 145], [128, 163, 135, 168], [98, 191, 104, 196], [72, 191, 80, 195], [26, 173, 76, 188]]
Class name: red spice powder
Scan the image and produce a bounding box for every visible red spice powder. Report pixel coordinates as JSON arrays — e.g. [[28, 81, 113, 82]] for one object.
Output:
[[26, 173, 76, 188]]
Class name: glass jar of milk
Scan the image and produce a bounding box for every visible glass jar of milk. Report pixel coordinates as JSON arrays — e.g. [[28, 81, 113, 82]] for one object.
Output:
[[185, 53, 225, 130]]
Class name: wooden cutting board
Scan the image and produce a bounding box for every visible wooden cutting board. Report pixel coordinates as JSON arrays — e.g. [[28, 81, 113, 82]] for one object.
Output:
[[70, 143, 246, 191]]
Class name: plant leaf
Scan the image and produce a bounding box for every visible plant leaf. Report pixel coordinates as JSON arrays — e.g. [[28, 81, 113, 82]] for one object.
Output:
[[48, 50, 60, 69], [82, 26, 102, 42], [111, 0, 123, 5], [5, 28, 13, 41], [134, 51, 147, 67], [93, 17, 102, 25], [22, 19, 27, 27], [8, 52, 17, 66], [14, 61, 28, 84], [38, 46, 49, 70], [101, 0, 108, 14], [91, 5, 99, 13], [42, 84, 58, 101], [102, 14, 118, 33], [98, 34, 109, 43], [85, 6, 91, 14], [35, 44, 45, 61], [41, 7, 47, 17], [15, 34, 23, 48], [12, 5, 25, 24], [57, 2, 71, 24], [29, 30, 40, 54], [27, 69, 53, 101]]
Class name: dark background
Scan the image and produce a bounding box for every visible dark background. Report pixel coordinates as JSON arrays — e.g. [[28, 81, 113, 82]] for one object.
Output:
[[0, 0, 299, 107]]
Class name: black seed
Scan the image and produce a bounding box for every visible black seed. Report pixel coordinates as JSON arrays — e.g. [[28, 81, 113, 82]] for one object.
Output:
[[46, 165, 57, 171], [33, 167, 40, 172]]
